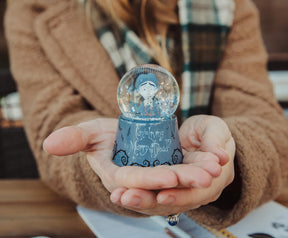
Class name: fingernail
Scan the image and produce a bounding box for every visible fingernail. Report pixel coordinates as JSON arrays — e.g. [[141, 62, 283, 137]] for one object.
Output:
[[217, 147, 229, 164], [110, 196, 118, 204], [42, 140, 48, 153], [158, 195, 175, 205], [128, 196, 141, 207], [110, 192, 121, 204]]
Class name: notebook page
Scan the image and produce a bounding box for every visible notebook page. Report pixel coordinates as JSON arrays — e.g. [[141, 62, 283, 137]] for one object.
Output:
[[227, 201, 288, 238], [77, 206, 218, 238], [77, 206, 169, 238]]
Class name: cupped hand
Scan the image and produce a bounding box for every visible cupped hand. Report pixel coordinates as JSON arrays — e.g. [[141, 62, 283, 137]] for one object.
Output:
[[43, 118, 180, 192], [43, 118, 221, 194], [109, 115, 236, 216], [43, 116, 235, 216]]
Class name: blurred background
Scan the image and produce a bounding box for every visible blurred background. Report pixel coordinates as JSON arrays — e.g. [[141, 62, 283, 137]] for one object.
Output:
[[0, 0, 287, 179], [0, 0, 38, 179]]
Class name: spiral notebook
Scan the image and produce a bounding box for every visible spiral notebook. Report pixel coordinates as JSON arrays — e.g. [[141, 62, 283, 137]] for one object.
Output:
[[77, 201, 288, 238]]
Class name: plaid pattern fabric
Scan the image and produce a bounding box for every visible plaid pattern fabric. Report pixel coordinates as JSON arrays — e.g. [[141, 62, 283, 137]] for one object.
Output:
[[89, 5, 156, 77], [178, 0, 235, 118], [84, 0, 235, 119]]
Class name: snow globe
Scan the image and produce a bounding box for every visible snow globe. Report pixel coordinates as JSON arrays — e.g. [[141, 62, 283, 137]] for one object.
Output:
[[112, 64, 183, 167]]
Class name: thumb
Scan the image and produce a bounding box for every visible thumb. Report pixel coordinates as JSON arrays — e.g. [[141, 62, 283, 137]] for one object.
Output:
[[43, 126, 89, 156], [179, 115, 231, 165], [200, 122, 231, 165]]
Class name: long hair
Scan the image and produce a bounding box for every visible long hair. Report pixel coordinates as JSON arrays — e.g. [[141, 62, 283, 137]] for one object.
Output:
[[87, 0, 179, 72]]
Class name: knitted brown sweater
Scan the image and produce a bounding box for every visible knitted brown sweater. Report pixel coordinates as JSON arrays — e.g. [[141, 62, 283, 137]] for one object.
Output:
[[5, 0, 288, 228]]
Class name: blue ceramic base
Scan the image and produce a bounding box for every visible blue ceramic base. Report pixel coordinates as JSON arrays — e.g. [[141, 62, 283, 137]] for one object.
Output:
[[112, 115, 183, 167]]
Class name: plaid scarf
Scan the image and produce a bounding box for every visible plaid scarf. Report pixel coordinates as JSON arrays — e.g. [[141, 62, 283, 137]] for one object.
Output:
[[84, 0, 235, 120]]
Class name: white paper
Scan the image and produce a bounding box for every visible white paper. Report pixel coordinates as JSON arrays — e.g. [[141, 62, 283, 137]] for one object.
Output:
[[227, 201, 288, 238], [77, 206, 215, 238], [77, 206, 169, 238], [77, 201, 288, 238]]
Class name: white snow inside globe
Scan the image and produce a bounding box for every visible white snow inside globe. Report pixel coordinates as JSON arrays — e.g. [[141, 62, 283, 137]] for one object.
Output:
[[117, 64, 180, 120]]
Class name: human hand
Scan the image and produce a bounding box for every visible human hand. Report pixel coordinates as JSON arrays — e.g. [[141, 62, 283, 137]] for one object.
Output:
[[43, 118, 206, 192], [43, 118, 222, 193], [109, 115, 235, 216], [43, 118, 184, 192], [179, 115, 234, 166], [43, 116, 234, 216]]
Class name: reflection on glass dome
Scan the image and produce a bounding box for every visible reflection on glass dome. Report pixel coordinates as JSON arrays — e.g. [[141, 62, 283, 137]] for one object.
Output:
[[117, 64, 180, 120]]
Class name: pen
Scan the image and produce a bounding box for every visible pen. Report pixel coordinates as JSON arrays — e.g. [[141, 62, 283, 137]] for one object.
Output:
[[150, 216, 191, 238]]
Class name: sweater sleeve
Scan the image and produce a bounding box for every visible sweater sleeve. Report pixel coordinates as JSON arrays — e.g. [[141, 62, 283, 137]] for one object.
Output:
[[187, 0, 288, 228], [4, 0, 140, 217]]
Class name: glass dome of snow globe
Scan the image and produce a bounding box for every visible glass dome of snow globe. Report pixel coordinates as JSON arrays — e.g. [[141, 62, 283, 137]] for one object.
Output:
[[117, 64, 180, 120]]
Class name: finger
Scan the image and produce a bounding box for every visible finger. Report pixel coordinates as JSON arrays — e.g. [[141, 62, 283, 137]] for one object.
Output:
[[183, 151, 222, 177], [43, 118, 118, 156], [119, 188, 157, 209], [200, 118, 231, 165], [43, 126, 89, 156], [201, 132, 230, 165], [114, 166, 179, 190], [77, 118, 118, 139], [168, 164, 213, 188], [179, 119, 201, 152], [183, 151, 219, 163], [88, 153, 179, 191], [179, 116, 224, 153], [116, 189, 185, 216], [157, 187, 220, 207], [110, 187, 128, 206], [192, 161, 222, 177], [179, 116, 231, 165], [157, 159, 235, 207]]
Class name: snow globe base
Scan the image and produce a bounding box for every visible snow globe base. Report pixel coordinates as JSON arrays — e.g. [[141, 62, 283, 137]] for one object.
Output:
[[112, 115, 183, 167]]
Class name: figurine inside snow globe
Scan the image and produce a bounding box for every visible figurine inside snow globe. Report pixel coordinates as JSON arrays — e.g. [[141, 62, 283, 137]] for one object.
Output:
[[135, 73, 160, 118], [112, 64, 183, 167]]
